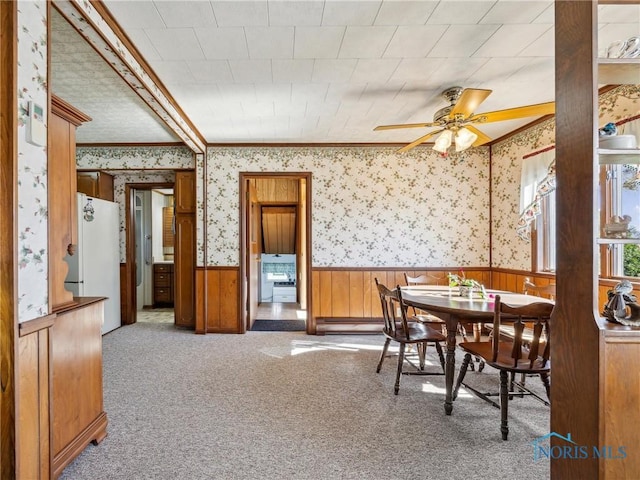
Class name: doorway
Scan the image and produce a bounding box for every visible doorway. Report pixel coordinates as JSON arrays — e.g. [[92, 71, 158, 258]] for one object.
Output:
[[124, 182, 174, 324], [240, 173, 312, 333]]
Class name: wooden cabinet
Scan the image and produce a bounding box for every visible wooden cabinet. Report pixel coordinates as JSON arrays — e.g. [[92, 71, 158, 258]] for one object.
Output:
[[598, 319, 640, 477], [174, 215, 195, 327], [48, 96, 91, 312], [50, 298, 107, 479], [174, 171, 195, 328], [77, 171, 114, 201], [175, 171, 196, 213], [153, 263, 174, 307]]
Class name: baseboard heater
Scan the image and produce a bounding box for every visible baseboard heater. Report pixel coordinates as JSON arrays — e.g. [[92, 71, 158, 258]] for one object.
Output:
[[315, 317, 384, 335]]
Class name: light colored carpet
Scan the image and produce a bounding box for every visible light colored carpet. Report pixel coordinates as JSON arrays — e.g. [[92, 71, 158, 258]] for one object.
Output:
[[59, 323, 550, 479]]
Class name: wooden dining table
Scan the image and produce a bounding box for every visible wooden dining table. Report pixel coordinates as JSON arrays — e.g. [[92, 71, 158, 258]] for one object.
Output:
[[400, 285, 554, 415]]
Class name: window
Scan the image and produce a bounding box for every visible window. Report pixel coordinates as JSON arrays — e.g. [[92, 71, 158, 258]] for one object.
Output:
[[601, 164, 640, 278], [535, 190, 556, 273]]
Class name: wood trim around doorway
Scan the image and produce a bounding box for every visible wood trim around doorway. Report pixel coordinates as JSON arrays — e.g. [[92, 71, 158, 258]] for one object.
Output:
[[239, 172, 313, 334]]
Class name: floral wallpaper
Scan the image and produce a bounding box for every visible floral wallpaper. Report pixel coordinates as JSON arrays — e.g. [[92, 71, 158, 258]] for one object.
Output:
[[17, 0, 48, 322], [76, 145, 194, 170], [205, 147, 491, 267], [491, 85, 640, 271], [112, 170, 176, 263], [491, 119, 556, 271], [195, 153, 205, 266]]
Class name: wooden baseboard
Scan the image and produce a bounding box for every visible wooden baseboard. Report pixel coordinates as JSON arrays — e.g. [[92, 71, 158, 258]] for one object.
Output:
[[315, 317, 383, 335], [52, 412, 108, 479]]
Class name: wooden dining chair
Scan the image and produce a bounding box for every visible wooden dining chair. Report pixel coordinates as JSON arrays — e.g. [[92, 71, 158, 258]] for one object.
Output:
[[453, 295, 554, 440], [375, 279, 446, 395], [403, 273, 447, 327], [524, 277, 556, 300]]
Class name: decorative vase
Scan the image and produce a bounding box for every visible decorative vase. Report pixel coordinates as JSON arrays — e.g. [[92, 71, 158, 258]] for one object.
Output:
[[459, 285, 473, 297]]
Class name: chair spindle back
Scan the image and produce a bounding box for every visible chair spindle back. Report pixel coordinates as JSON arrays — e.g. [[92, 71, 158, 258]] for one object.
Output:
[[375, 279, 410, 340], [492, 295, 554, 368]]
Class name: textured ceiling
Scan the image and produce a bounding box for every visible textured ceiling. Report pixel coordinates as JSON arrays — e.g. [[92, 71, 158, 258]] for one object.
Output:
[[50, 1, 640, 146], [50, 9, 181, 143]]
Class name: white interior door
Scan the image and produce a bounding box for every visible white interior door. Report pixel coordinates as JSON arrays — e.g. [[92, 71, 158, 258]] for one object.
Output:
[[135, 191, 153, 310]]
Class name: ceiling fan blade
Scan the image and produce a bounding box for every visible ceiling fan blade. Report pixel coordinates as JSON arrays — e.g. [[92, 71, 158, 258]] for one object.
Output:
[[449, 88, 492, 119], [397, 130, 442, 153], [465, 125, 492, 147], [469, 101, 555, 124], [374, 122, 439, 131]]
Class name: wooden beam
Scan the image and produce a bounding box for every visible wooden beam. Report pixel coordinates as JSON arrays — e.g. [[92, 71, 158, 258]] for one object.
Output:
[[0, 1, 17, 477], [552, 1, 600, 478]]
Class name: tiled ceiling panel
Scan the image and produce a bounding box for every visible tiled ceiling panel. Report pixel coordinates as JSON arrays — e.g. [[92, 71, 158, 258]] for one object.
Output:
[[48, 1, 640, 147]]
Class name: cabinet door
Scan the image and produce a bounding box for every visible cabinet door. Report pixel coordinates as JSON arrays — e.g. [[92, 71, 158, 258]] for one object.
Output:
[[77, 172, 114, 201], [175, 171, 195, 213], [48, 113, 75, 310], [77, 172, 99, 198], [174, 214, 195, 328]]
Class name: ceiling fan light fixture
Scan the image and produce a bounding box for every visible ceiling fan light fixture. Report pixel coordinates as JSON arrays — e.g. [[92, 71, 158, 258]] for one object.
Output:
[[433, 129, 453, 153], [454, 127, 478, 152]]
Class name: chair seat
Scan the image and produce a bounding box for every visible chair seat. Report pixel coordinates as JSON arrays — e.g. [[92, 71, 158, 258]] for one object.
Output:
[[410, 313, 445, 324], [459, 341, 550, 373], [486, 324, 547, 344], [384, 321, 446, 344]]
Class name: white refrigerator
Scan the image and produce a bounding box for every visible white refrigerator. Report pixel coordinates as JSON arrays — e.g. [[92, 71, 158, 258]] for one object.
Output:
[[65, 193, 121, 334]]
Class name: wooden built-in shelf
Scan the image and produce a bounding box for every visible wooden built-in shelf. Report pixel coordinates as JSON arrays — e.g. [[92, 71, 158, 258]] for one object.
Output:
[[598, 58, 640, 85], [597, 238, 640, 244], [598, 148, 640, 164]]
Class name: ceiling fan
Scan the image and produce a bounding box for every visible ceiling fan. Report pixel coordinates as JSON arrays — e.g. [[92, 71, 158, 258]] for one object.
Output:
[[374, 86, 555, 154]]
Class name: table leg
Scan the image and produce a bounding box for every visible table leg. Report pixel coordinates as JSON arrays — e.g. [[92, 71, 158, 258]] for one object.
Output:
[[444, 318, 458, 415]]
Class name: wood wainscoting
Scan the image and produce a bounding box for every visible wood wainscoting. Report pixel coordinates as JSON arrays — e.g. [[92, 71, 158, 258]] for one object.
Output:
[[491, 269, 556, 298], [16, 315, 55, 480], [312, 268, 490, 335], [195, 266, 489, 335], [195, 267, 241, 334]]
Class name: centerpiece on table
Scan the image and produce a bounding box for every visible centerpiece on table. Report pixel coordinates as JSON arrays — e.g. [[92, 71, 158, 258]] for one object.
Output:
[[447, 270, 485, 298]]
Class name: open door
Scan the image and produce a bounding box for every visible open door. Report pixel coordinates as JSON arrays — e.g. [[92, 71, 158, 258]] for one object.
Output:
[[240, 173, 312, 333], [247, 180, 260, 331]]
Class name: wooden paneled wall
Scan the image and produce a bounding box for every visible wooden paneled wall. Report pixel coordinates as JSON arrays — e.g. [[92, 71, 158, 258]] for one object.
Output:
[[491, 270, 556, 298], [195, 267, 240, 333], [255, 178, 298, 203], [261, 206, 296, 254], [493, 268, 630, 312], [312, 268, 489, 334]]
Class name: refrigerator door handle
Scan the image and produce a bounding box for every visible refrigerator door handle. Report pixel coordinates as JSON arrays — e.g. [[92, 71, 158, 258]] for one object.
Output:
[[145, 234, 152, 265]]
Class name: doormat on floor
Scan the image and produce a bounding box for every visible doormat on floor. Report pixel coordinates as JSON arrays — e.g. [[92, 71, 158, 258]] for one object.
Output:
[[251, 320, 306, 331]]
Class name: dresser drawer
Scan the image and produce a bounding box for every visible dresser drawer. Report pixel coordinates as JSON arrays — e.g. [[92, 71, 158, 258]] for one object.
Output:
[[154, 273, 171, 287], [154, 263, 173, 273], [154, 288, 172, 303]]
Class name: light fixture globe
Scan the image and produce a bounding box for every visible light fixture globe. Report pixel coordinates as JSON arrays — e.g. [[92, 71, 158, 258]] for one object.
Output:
[[454, 127, 478, 152], [433, 129, 453, 153]]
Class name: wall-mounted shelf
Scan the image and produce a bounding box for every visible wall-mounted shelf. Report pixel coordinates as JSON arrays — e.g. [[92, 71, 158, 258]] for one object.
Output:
[[598, 148, 640, 164], [598, 58, 640, 84]]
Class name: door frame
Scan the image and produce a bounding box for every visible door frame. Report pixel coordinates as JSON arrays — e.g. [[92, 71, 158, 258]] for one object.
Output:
[[124, 182, 174, 324], [239, 172, 313, 333]]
